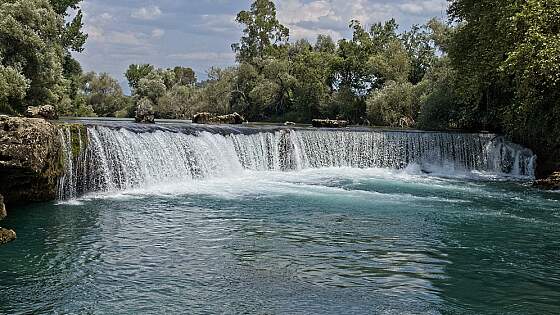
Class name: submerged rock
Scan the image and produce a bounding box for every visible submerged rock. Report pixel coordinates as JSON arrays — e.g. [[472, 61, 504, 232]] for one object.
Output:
[[533, 172, 560, 190], [192, 112, 245, 125], [0, 228, 16, 245], [25, 105, 58, 120], [312, 119, 349, 128], [135, 99, 156, 124], [0, 116, 63, 203]]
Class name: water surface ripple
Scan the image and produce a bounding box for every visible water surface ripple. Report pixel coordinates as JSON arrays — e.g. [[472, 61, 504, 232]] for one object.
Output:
[[1, 168, 559, 314]]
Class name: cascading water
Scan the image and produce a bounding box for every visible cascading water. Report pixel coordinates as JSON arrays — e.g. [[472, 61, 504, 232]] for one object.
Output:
[[57, 124, 536, 199]]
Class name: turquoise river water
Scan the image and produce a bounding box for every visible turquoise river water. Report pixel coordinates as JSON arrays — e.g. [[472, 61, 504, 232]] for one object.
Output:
[[1, 123, 559, 314], [1, 168, 559, 314]]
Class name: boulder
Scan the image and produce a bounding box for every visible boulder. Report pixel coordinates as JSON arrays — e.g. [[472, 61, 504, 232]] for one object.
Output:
[[135, 99, 156, 124], [0, 228, 16, 245], [533, 171, 560, 190], [0, 116, 63, 203], [284, 121, 296, 126], [0, 194, 6, 221], [192, 112, 245, 125], [0, 194, 15, 246], [312, 119, 349, 128], [25, 105, 59, 120]]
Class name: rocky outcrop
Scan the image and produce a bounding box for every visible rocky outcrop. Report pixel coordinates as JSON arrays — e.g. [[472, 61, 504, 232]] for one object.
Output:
[[0, 194, 15, 245], [0, 116, 63, 204], [135, 99, 156, 124], [25, 105, 58, 120], [192, 112, 245, 125], [312, 119, 349, 128], [533, 172, 560, 190], [0, 194, 6, 221], [0, 228, 16, 245]]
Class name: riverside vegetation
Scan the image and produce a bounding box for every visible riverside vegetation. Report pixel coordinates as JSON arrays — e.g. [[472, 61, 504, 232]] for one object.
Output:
[[0, 0, 559, 179]]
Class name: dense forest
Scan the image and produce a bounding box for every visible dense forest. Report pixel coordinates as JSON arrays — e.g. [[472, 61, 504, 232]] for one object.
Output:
[[1, 0, 559, 172]]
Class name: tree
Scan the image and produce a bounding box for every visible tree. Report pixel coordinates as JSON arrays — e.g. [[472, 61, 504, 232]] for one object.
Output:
[[125, 64, 155, 90], [136, 72, 167, 104], [173, 67, 197, 86], [156, 85, 199, 119], [416, 58, 463, 130], [0, 65, 29, 114], [81, 72, 129, 117], [202, 67, 238, 115], [0, 0, 64, 112], [291, 47, 334, 121], [366, 81, 419, 126], [0, 0, 87, 114], [232, 0, 289, 62], [314, 35, 336, 54], [50, 0, 87, 54], [401, 23, 438, 84], [447, 0, 560, 175], [447, 0, 518, 131]]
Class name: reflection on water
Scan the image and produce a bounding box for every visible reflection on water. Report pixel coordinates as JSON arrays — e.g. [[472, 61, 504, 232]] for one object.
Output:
[[1, 168, 559, 314]]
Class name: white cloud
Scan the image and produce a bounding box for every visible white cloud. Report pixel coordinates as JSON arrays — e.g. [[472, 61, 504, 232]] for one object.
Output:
[[198, 14, 238, 33], [289, 25, 342, 41], [168, 52, 235, 62], [276, 0, 446, 41], [131, 6, 162, 20], [151, 28, 165, 38], [99, 12, 113, 20], [84, 25, 104, 41], [277, 0, 338, 24], [399, 1, 446, 15]]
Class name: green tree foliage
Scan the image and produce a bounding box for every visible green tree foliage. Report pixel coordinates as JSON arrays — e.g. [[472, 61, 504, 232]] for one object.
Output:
[[125, 64, 156, 91], [136, 72, 167, 104], [231, 0, 289, 62], [500, 0, 560, 148], [0, 0, 65, 112], [416, 58, 463, 130], [156, 85, 199, 119], [366, 81, 420, 126], [123, 64, 205, 119], [401, 23, 437, 84], [173, 67, 197, 86], [81, 72, 130, 117], [0, 0, 87, 114], [202, 67, 238, 115], [0, 65, 29, 114], [447, 0, 560, 173]]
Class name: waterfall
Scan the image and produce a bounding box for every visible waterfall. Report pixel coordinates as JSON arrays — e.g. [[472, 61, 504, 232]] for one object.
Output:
[[57, 124, 536, 199]]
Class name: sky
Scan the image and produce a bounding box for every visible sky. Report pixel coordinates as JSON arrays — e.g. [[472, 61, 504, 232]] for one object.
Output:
[[74, 0, 448, 92]]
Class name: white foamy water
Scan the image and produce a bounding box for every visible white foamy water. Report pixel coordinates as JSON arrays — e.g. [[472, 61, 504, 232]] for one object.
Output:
[[57, 125, 536, 200]]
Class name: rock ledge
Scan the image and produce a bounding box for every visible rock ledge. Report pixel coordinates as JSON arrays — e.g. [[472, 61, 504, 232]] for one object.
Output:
[[533, 172, 560, 190], [0, 116, 63, 203]]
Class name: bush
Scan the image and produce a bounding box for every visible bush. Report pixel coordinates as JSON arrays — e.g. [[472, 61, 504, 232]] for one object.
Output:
[[366, 81, 418, 126]]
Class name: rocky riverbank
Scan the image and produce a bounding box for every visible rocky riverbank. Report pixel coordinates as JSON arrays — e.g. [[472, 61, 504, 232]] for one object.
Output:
[[533, 172, 560, 190], [0, 194, 16, 245], [0, 115, 63, 204]]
